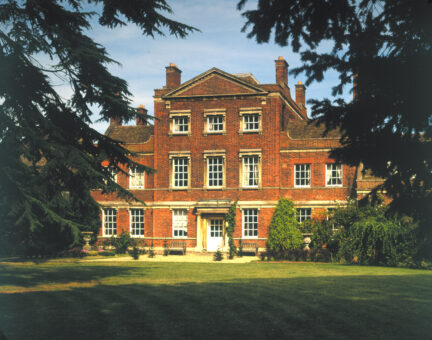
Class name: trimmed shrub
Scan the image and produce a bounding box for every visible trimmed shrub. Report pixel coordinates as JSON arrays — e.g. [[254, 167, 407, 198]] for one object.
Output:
[[267, 198, 303, 256], [213, 249, 223, 261], [226, 201, 237, 259]]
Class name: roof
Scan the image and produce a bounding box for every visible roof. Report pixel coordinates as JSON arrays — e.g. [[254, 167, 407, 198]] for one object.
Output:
[[287, 120, 342, 139], [232, 73, 260, 85], [105, 125, 154, 144]]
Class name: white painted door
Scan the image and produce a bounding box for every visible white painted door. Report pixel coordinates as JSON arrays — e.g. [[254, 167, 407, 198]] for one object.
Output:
[[207, 218, 223, 251]]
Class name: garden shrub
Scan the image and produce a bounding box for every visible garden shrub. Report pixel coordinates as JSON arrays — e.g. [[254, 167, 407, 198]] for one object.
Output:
[[267, 198, 303, 256], [213, 249, 224, 261], [111, 232, 136, 254], [338, 214, 417, 266]]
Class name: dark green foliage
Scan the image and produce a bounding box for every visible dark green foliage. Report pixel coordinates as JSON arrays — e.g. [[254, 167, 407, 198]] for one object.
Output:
[[129, 246, 140, 260], [338, 214, 418, 266], [0, 1, 196, 255], [213, 249, 224, 261], [225, 201, 237, 259], [111, 232, 136, 254], [238, 0, 432, 232], [267, 198, 303, 254], [310, 202, 422, 266], [262, 248, 330, 262]]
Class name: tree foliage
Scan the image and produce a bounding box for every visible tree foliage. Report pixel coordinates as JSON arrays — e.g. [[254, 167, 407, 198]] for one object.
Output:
[[0, 0, 196, 255], [238, 0, 432, 228], [267, 198, 303, 253]]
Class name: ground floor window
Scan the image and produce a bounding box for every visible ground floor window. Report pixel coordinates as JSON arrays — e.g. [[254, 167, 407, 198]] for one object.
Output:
[[103, 208, 117, 236], [130, 209, 144, 236], [172, 209, 188, 238], [243, 209, 258, 238], [296, 208, 312, 223]]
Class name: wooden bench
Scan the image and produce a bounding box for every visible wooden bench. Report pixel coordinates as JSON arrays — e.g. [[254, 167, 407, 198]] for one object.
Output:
[[240, 241, 259, 256], [168, 240, 187, 255]]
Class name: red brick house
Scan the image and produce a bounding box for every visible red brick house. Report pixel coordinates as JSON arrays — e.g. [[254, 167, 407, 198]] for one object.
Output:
[[91, 57, 378, 252]]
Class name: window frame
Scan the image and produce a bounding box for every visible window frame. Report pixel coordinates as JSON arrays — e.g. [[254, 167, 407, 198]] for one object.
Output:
[[296, 208, 312, 223], [239, 108, 262, 134], [326, 163, 343, 187], [103, 208, 117, 237], [169, 151, 191, 190], [130, 208, 145, 237], [172, 209, 188, 238], [169, 110, 191, 136], [129, 167, 145, 189], [294, 164, 311, 187], [203, 109, 226, 135], [242, 208, 259, 239], [239, 150, 262, 189]]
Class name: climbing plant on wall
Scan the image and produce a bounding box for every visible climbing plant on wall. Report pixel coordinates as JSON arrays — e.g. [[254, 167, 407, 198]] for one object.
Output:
[[226, 201, 237, 259]]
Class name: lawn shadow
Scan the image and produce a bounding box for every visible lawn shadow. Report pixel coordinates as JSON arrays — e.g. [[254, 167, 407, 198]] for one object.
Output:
[[1, 274, 431, 340]]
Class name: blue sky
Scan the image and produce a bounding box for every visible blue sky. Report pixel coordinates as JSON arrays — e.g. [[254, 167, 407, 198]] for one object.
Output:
[[86, 0, 348, 132]]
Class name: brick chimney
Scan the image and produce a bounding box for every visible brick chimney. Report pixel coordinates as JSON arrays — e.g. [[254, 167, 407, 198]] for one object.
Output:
[[136, 104, 148, 126], [110, 117, 122, 126], [166, 62, 181, 88], [295, 81, 306, 109], [275, 56, 288, 86]]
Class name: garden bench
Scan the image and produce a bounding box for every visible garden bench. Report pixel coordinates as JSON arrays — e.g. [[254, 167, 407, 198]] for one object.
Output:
[[168, 240, 187, 255], [240, 241, 259, 256]]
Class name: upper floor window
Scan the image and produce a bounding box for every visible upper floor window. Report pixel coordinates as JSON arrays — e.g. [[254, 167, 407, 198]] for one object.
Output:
[[239, 108, 262, 134], [242, 155, 260, 188], [326, 164, 343, 186], [173, 116, 189, 133], [296, 208, 311, 223], [130, 167, 145, 189], [173, 157, 189, 188], [243, 208, 258, 238], [130, 208, 144, 237], [169, 110, 191, 135], [207, 115, 224, 132], [295, 164, 310, 187], [243, 114, 259, 131], [103, 208, 117, 236], [172, 209, 188, 238], [207, 156, 224, 187]]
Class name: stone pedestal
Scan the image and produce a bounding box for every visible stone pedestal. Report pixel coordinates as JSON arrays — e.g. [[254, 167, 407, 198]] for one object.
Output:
[[302, 233, 312, 251], [82, 232, 93, 251]]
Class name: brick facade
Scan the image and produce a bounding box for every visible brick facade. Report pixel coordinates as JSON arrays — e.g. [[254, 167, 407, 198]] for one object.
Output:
[[92, 57, 381, 251]]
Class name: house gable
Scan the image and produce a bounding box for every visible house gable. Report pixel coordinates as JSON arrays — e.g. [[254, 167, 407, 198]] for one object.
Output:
[[162, 68, 267, 99]]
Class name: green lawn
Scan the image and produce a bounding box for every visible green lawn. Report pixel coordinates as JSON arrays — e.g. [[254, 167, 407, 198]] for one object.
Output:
[[1, 260, 431, 340]]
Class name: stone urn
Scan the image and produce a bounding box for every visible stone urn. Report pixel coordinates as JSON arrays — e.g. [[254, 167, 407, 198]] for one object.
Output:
[[302, 233, 313, 251], [82, 232, 93, 251]]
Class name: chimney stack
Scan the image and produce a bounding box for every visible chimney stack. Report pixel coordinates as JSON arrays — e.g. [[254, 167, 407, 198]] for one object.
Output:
[[110, 117, 122, 126], [166, 62, 181, 88], [275, 56, 288, 86], [295, 81, 306, 109], [136, 105, 148, 126]]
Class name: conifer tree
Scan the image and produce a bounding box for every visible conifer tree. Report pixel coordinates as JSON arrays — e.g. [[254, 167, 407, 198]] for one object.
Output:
[[0, 0, 196, 255], [238, 0, 432, 231], [267, 198, 303, 253]]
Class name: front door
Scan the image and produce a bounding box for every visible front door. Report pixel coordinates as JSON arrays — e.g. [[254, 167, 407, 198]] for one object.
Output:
[[207, 218, 224, 251]]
